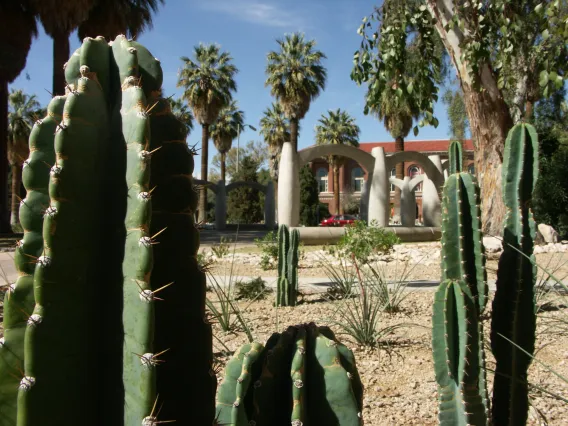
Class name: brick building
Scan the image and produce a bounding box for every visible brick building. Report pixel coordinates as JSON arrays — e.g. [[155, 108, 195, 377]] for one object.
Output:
[[309, 139, 475, 218]]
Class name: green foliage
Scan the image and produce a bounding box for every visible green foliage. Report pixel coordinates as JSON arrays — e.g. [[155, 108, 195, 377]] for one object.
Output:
[[227, 156, 263, 224], [211, 237, 232, 259], [442, 86, 469, 141], [259, 103, 291, 181], [276, 225, 300, 307], [254, 231, 278, 270], [235, 277, 271, 301], [319, 254, 357, 300], [215, 323, 363, 425], [212, 140, 268, 182], [168, 96, 194, 133], [351, 1, 443, 136], [337, 220, 400, 264], [299, 165, 320, 226], [210, 100, 244, 156]]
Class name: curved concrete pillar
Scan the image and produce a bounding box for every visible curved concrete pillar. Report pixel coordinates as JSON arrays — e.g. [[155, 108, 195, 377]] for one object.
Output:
[[264, 180, 275, 229], [278, 142, 300, 227], [422, 155, 442, 227], [368, 147, 389, 227], [391, 177, 417, 227], [214, 180, 226, 230]]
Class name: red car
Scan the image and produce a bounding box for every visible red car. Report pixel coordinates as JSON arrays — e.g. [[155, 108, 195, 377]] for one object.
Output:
[[320, 214, 357, 227]]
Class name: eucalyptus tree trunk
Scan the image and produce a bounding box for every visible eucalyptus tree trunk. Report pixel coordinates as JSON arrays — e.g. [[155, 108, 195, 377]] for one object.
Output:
[[429, 0, 513, 236], [394, 136, 404, 223], [199, 124, 209, 223]]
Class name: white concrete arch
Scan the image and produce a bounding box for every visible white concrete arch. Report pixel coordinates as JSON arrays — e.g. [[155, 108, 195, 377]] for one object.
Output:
[[298, 144, 375, 172]]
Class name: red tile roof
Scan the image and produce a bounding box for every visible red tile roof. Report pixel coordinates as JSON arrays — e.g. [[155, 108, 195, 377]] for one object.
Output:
[[358, 139, 474, 153]]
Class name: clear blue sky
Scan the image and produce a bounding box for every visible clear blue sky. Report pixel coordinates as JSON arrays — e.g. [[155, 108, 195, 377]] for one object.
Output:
[[10, 0, 454, 171]]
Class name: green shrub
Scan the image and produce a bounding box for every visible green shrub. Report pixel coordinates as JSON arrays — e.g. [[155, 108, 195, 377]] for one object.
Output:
[[211, 236, 231, 259], [254, 231, 278, 270], [337, 220, 400, 264], [235, 277, 271, 300]]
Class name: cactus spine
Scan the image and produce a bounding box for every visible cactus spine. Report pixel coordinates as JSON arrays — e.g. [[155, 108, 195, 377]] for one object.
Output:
[[0, 96, 63, 425], [0, 36, 213, 426], [276, 225, 299, 306], [215, 323, 363, 426], [490, 123, 539, 425], [433, 140, 488, 425]]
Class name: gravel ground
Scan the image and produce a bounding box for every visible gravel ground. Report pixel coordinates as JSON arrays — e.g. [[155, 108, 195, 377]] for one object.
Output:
[[211, 291, 568, 425]]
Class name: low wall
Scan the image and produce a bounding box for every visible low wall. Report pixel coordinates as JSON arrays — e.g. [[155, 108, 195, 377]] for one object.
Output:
[[291, 226, 441, 245]]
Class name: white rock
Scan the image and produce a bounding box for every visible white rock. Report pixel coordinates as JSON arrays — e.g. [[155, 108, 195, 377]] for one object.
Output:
[[483, 236, 503, 253], [538, 223, 559, 244]]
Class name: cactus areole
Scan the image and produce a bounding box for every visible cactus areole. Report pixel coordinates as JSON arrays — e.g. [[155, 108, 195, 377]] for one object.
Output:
[[0, 36, 212, 426]]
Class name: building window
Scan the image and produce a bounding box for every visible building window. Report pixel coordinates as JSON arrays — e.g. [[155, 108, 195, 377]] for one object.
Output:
[[408, 165, 422, 192], [467, 163, 475, 175], [317, 168, 328, 193], [390, 168, 396, 191], [351, 167, 364, 192]]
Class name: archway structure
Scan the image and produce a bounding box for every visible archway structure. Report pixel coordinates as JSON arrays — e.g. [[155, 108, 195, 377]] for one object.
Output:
[[278, 142, 444, 228]]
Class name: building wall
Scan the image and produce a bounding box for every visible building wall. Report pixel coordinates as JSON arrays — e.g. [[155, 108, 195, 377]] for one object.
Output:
[[310, 151, 475, 219]]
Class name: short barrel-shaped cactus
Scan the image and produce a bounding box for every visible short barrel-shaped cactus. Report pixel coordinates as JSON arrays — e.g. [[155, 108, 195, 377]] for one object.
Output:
[[216, 323, 364, 426]]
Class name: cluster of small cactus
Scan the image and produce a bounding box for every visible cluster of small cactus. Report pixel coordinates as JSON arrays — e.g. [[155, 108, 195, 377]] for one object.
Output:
[[433, 125, 539, 425], [0, 36, 213, 426], [276, 224, 300, 306], [215, 322, 364, 426]]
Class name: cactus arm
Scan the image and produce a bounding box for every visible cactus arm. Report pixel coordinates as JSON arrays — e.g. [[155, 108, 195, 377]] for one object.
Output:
[[0, 96, 63, 425], [232, 343, 263, 426], [277, 225, 291, 306], [115, 40, 156, 425], [148, 95, 213, 425], [310, 327, 362, 426], [17, 73, 109, 425], [490, 123, 539, 425], [128, 41, 163, 98], [287, 229, 300, 307], [290, 327, 306, 424], [448, 140, 463, 174], [432, 280, 487, 426]]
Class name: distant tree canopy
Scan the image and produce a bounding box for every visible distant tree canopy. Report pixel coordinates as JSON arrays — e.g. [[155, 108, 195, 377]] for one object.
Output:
[[212, 140, 268, 182], [227, 155, 263, 224], [299, 165, 320, 226]]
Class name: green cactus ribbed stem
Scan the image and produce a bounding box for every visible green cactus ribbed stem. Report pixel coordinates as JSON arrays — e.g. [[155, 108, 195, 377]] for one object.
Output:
[[432, 280, 487, 426], [119, 41, 155, 425], [0, 96, 63, 425], [448, 140, 463, 174], [490, 123, 539, 426], [215, 323, 363, 426], [17, 72, 110, 426], [148, 95, 214, 425], [276, 225, 299, 307]]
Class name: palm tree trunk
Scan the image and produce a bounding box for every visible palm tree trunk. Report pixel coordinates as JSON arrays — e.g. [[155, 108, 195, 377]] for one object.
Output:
[[333, 164, 340, 215], [290, 117, 299, 152], [0, 80, 9, 233], [525, 99, 534, 121], [394, 136, 404, 223], [10, 164, 21, 231], [220, 152, 226, 182], [198, 124, 209, 223], [53, 30, 70, 95]]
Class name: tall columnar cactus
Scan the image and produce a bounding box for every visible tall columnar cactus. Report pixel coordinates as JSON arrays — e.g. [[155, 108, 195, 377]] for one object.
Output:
[[490, 123, 539, 426], [448, 140, 463, 174], [276, 224, 299, 306], [0, 35, 212, 426], [215, 323, 364, 426], [0, 95, 63, 425], [433, 140, 488, 425]]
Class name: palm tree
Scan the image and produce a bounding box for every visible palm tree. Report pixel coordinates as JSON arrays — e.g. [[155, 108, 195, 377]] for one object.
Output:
[[259, 102, 291, 184], [33, 0, 95, 95], [368, 83, 418, 222], [8, 89, 41, 231], [78, 0, 164, 41], [210, 100, 244, 181], [265, 32, 327, 152], [177, 44, 238, 223], [0, 1, 37, 232], [169, 97, 194, 133], [315, 109, 360, 215]]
